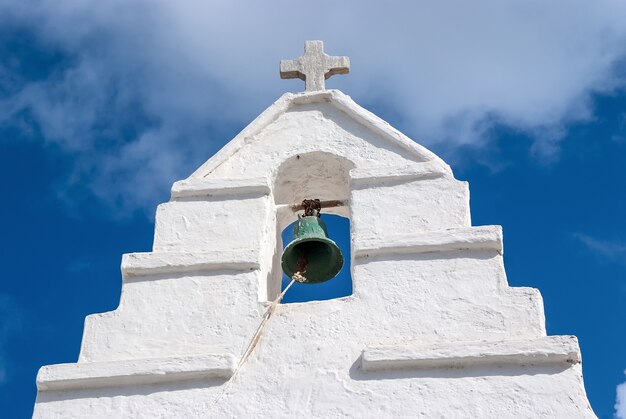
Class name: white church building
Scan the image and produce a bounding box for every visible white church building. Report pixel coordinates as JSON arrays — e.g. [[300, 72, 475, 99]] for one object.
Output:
[[34, 41, 595, 418]]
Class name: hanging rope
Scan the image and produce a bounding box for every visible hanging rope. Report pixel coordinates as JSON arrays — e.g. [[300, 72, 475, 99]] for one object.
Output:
[[211, 272, 306, 408], [234, 277, 297, 369]]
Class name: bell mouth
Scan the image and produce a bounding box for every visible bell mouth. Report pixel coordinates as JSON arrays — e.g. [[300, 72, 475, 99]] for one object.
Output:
[[281, 237, 344, 284]]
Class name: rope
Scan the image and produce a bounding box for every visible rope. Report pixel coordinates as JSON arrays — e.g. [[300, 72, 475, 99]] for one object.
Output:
[[210, 274, 303, 408], [235, 278, 296, 369]]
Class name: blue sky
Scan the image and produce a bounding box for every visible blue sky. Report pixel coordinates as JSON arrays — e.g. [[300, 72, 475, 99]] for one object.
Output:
[[1, 1, 626, 417]]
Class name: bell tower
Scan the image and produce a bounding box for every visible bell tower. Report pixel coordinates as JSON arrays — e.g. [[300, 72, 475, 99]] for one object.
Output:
[[34, 41, 595, 418]]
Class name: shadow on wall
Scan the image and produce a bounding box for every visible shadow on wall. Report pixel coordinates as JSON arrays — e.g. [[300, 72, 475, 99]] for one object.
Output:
[[348, 355, 572, 381], [280, 214, 352, 303], [35, 378, 227, 402]]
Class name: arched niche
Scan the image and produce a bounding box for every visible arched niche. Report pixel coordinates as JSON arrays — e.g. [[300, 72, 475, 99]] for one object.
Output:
[[267, 151, 355, 300]]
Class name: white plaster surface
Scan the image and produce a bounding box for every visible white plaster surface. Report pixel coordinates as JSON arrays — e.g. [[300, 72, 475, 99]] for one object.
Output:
[[170, 177, 270, 200], [121, 250, 260, 280], [37, 354, 235, 391], [353, 225, 502, 258], [34, 89, 595, 418], [77, 270, 263, 363], [153, 195, 272, 252], [361, 336, 581, 371], [190, 90, 447, 180], [349, 161, 449, 185]]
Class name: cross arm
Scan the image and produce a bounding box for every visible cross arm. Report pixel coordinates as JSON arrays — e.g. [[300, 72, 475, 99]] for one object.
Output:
[[324, 56, 350, 79], [280, 59, 305, 81]]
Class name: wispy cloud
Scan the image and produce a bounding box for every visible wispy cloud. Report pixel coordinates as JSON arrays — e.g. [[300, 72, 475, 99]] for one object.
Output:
[[573, 233, 626, 263], [1, 0, 626, 214], [617, 373, 626, 419], [612, 113, 626, 144]]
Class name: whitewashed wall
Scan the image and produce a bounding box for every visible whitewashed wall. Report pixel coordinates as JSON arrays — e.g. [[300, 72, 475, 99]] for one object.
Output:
[[34, 90, 595, 418]]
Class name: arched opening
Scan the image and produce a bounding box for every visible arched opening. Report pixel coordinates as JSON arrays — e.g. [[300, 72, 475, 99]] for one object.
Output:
[[273, 151, 353, 206], [280, 214, 352, 303], [268, 151, 355, 302]]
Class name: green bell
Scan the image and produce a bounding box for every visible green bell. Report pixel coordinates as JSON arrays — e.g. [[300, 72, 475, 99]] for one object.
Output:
[[281, 214, 344, 284]]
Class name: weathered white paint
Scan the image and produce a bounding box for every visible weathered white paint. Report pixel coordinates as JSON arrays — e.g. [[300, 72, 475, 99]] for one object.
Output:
[[34, 87, 595, 418]]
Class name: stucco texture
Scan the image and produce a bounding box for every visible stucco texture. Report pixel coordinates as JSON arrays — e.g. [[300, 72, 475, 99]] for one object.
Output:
[[34, 90, 594, 418]]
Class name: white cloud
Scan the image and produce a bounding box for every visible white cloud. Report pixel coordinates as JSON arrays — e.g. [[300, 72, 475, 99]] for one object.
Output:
[[573, 233, 626, 263], [617, 373, 626, 419], [1, 0, 626, 214]]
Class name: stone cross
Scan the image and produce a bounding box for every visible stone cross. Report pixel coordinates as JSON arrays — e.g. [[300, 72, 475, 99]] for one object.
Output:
[[280, 41, 350, 91]]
